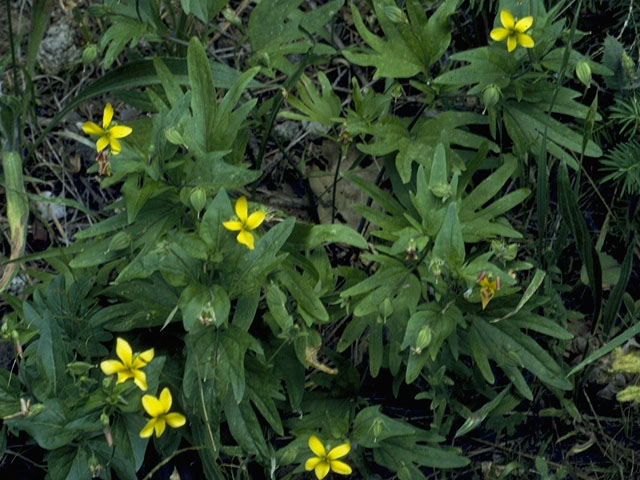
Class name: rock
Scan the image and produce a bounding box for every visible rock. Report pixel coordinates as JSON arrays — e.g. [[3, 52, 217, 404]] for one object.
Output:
[[37, 18, 80, 75]]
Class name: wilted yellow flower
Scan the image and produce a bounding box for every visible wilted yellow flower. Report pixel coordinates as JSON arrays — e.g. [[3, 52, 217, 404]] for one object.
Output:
[[82, 103, 132, 155], [490, 9, 534, 52], [304, 435, 352, 479], [139, 387, 186, 438], [477, 272, 500, 310], [222, 196, 265, 250], [100, 337, 154, 391]]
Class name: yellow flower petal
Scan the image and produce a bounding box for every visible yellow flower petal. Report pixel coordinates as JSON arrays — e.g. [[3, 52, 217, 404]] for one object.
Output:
[[103, 103, 114, 130], [116, 370, 134, 384], [308, 436, 326, 457], [500, 9, 514, 29], [96, 135, 110, 153], [159, 387, 172, 411], [237, 229, 255, 250], [235, 196, 248, 222], [154, 417, 167, 437], [305, 457, 322, 471], [132, 369, 148, 391], [165, 412, 186, 428], [490, 27, 509, 41], [109, 137, 122, 155], [327, 443, 350, 460], [116, 338, 133, 366], [82, 121, 104, 136], [330, 460, 352, 475], [245, 211, 265, 230], [139, 418, 156, 438], [315, 462, 330, 480], [507, 35, 517, 52], [132, 348, 154, 368], [142, 394, 165, 417], [515, 16, 533, 33], [109, 125, 133, 139], [222, 220, 244, 231], [517, 33, 535, 48], [100, 359, 125, 375]]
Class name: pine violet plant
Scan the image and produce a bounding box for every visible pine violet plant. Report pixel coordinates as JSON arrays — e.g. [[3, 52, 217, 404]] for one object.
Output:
[[0, 0, 637, 479]]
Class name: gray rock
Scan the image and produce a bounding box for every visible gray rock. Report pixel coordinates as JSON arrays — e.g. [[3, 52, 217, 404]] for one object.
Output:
[[37, 19, 81, 75]]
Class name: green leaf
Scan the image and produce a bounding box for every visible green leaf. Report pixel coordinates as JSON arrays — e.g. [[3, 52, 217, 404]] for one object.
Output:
[[47, 446, 90, 480], [557, 161, 602, 319], [303, 224, 368, 249], [230, 217, 295, 296], [112, 414, 149, 472], [352, 406, 421, 448], [181, 0, 230, 23], [0, 151, 28, 293], [222, 390, 270, 461], [433, 203, 465, 268], [188, 37, 217, 153], [455, 386, 512, 438], [279, 265, 329, 324], [343, 1, 424, 79], [494, 269, 546, 322], [602, 237, 634, 333]]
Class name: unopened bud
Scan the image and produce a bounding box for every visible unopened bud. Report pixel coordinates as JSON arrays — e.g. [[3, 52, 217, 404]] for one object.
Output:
[[576, 60, 591, 87], [107, 232, 131, 252], [82, 44, 98, 66], [381, 298, 393, 319], [416, 326, 432, 351], [372, 417, 384, 440], [100, 412, 110, 428], [384, 6, 407, 24], [482, 84, 501, 108], [189, 187, 207, 215], [165, 127, 185, 146]]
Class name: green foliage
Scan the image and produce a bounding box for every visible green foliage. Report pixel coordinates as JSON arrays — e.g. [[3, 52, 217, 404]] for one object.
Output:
[[3, 0, 637, 477]]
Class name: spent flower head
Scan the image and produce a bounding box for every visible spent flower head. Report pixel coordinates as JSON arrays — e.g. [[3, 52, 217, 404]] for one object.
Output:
[[490, 10, 534, 52], [304, 435, 352, 479], [82, 103, 133, 155], [139, 387, 186, 438], [222, 196, 265, 250], [100, 337, 154, 391], [477, 271, 501, 310]]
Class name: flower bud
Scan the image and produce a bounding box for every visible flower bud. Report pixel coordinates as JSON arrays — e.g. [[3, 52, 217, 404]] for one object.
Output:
[[372, 417, 384, 440], [416, 326, 432, 351], [107, 231, 131, 252], [100, 412, 110, 428], [482, 84, 501, 108], [380, 297, 393, 319], [28, 403, 45, 416], [164, 127, 185, 146], [384, 6, 408, 24], [82, 44, 98, 66], [429, 182, 452, 201], [66, 361, 94, 376], [575, 60, 591, 87], [189, 187, 207, 215]]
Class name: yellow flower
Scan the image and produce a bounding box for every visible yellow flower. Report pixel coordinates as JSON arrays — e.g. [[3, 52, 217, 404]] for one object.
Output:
[[82, 103, 133, 155], [304, 435, 352, 479], [100, 337, 154, 391], [477, 272, 500, 310], [222, 196, 265, 250], [490, 9, 534, 52], [139, 387, 186, 438]]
